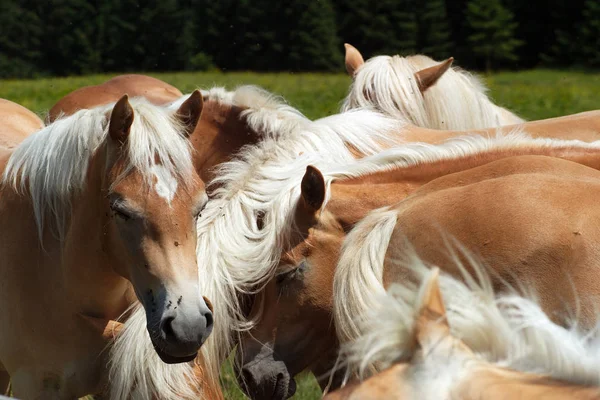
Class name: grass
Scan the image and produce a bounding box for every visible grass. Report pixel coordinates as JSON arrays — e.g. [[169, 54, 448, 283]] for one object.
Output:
[[2, 68, 600, 399], [3, 69, 600, 122]]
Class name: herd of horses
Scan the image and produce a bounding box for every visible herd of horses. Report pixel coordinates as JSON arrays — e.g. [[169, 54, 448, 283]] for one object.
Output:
[[2, 43, 600, 399]]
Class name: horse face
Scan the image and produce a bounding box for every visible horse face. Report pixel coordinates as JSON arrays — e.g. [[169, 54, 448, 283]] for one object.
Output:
[[237, 167, 345, 398], [103, 94, 214, 364]]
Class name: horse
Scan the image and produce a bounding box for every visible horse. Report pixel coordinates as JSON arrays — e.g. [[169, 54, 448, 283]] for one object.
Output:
[[341, 43, 525, 130], [50, 80, 600, 397], [235, 134, 600, 399], [326, 266, 600, 399], [0, 94, 213, 399], [0, 99, 44, 150], [46, 74, 183, 123], [68, 82, 404, 398]]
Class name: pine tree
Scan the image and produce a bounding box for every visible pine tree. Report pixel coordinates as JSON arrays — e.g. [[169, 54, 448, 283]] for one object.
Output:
[[465, 0, 522, 72], [0, 0, 43, 78], [578, 0, 600, 66], [417, 0, 453, 59], [332, 0, 417, 58], [286, 0, 341, 71]]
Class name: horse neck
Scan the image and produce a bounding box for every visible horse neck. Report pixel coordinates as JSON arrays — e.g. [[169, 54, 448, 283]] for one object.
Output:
[[328, 145, 600, 226], [60, 150, 134, 320], [192, 101, 259, 183], [457, 365, 600, 399]]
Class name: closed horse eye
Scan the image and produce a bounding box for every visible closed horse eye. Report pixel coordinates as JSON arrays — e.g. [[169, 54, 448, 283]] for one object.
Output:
[[111, 207, 132, 221], [276, 260, 307, 286]]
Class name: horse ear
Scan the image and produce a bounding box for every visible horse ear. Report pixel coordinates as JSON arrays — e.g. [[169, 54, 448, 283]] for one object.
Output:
[[414, 57, 454, 92], [301, 165, 326, 212], [109, 95, 134, 143], [78, 314, 124, 341], [415, 268, 450, 348], [175, 90, 203, 138], [345, 43, 365, 77]]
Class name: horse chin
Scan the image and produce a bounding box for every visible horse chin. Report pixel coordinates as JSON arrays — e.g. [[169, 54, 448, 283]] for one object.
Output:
[[151, 340, 198, 364]]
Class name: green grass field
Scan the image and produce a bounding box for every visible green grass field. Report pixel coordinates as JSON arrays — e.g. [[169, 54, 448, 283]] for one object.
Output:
[[2, 69, 600, 399], [3, 69, 600, 122]]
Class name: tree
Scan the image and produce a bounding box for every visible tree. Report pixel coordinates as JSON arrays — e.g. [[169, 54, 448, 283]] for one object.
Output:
[[332, 0, 417, 58], [286, 0, 341, 71], [466, 0, 522, 72], [417, 0, 453, 60], [0, 0, 43, 78], [577, 0, 600, 66]]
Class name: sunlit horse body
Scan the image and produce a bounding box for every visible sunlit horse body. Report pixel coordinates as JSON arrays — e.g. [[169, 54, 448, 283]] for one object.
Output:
[[341, 43, 524, 129], [235, 135, 600, 398], [46, 74, 183, 123], [0, 95, 214, 399], [327, 267, 600, 399], [49, 77, 600, 398], [0, 99, 43, 150]]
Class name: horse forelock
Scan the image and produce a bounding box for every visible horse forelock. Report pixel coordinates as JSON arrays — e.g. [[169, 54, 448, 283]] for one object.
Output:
[[342, 53, 523, 130], [2, 97, 195, 242]]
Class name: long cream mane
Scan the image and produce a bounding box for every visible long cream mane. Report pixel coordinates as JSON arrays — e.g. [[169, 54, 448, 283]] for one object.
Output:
[[341, 255, 600, 390], [110, 85, 405, 398], [2, 98, 194, 242], [342, 54, 524, 130]]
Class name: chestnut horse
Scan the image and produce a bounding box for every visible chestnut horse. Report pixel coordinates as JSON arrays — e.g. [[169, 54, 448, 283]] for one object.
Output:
[[0, 95, 213, 399], [48, 79, 600, 397], [341, 43, 524, 130], [46, 74, 183, 123], [0, 99, 43, 150], [236, 135, 600, 399], [327, 267, 600, 399]]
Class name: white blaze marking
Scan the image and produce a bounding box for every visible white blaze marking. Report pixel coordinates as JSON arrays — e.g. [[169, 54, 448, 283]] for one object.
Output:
[[150, 165, 178, 204]]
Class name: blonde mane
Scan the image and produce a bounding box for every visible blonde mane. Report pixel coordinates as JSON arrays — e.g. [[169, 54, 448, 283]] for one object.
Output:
[[340, 254, 600, 389], [198, 128, 600, 387], [342, 54, 524, 130], [2, 98, 194, 242], [114, 85, 406, 396]]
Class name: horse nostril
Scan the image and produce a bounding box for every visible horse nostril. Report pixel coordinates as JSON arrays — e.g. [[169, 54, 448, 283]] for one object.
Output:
[[161, 316, 176, 340], [204, 311, 214, 329]]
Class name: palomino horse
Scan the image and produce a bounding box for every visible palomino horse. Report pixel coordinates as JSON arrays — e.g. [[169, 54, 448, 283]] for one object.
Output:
[[342, 43, 524, 129], [46, 79, 401, 398], [236, 135, 600, 398], [0, 99, 43, 150], [0, 94, 213, 399], [58, 80, 600, 397], [326, 267, 600, 399], [46, 74, 183, 123]]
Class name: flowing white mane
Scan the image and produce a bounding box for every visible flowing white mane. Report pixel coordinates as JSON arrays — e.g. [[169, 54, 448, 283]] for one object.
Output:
[[199, 128, 600, 386], [341, 54, 524, 130], [2, 98, 194, 241], [340, 254, 600, 389], [114, 85, 406, 396], [169, 85, 311, 139], [196, 96, 404, 385]]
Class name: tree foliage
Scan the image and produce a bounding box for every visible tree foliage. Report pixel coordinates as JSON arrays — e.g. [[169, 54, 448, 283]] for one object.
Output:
[[1, 0, 599, 78], [465, 0, 522, 72]]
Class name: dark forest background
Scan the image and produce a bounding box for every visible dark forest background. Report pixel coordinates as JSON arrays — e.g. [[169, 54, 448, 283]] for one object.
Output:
[[0, 0, 596, 78]]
